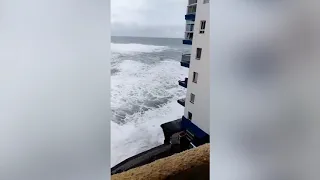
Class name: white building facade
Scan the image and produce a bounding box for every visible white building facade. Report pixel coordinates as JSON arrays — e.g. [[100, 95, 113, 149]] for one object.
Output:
[[178, 0, 210, 146]]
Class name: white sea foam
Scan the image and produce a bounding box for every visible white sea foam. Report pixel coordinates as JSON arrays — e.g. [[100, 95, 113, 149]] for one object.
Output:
[[111, 101, 184, 166], [111, 60, 186, 116], [111, 43, 169, 54], [111, 48, 187, 166]]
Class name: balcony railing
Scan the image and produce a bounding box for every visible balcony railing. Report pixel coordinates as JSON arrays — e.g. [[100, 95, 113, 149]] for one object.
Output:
[[182, 33, 193, 45], [178, 78, 188, 88], [177, 98, 186, 107], [181, 116, 209, 145], [185, 4, 196, 21], [181, 54, 191, 68], [187, 4, 197, 14], [188, 0, 197, 5], [185, 32, 193, 40], [181, 54, 191, 62], [185, 24, 194, 32]]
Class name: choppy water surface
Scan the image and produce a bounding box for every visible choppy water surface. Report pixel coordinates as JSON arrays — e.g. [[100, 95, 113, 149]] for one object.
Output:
[[111, 36, 189, 166]]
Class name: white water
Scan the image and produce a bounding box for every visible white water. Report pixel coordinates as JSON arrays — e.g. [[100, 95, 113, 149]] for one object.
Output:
[[111, 43, 187, 166], [111, 43, 169, 54], [111, 101, 183, 166]]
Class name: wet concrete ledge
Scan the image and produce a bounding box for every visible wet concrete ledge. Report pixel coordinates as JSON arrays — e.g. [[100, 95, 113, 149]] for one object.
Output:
[[111, 118, 184, 175], [111, 144, 173, 175], [111, 143, 210, 180]]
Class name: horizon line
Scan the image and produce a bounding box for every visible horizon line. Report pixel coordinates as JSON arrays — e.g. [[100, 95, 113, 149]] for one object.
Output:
[[111, 35, 183, 39]]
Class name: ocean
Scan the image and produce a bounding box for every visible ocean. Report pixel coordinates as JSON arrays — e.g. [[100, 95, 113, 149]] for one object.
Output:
[[111, 36, 189, 166]]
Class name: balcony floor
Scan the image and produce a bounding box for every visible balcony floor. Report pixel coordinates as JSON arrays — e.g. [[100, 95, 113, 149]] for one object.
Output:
[[180, 61, 190, 68], [179, 80, 188, 88], [177, 98, 186, 107], [182, 39, 192, 45], [185, 14, 196, 21]]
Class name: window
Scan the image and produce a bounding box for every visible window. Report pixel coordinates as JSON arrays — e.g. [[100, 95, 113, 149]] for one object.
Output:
[[188, 112, 193, 120], [196, 48, 202, 59], [200, 20, 206, 34], [192, 72, 198, 83], [190, 93, 195, 104], [204, 0, 209, 4]]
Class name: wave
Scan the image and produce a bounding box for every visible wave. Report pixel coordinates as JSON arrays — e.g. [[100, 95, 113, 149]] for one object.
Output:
[[111, 42, 187, 167], [111, 101, 184, 166], [111, 60, 187, 124], [111, 43, 170, 54]]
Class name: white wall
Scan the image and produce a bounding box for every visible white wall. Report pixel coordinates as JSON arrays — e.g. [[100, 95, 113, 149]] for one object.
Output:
[[184, 1, 210, 135]]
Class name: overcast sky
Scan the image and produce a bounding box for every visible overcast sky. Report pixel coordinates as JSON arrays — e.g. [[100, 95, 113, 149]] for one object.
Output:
[[111, 0, 186, 38]]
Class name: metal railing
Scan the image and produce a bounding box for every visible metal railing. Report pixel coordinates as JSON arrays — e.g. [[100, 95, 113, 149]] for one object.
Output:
[[188, 0, 197, 5], [186, 20, 194, 24], [177, 98, 186, 106], [184, 32, 193, 40], [181, 54, 191, 63], [186, 4, 197, 14], [185, 24, 194, 32], [179, 78, 188, 88]]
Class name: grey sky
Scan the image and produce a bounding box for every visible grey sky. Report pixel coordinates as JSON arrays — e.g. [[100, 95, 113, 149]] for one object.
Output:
[[111, 0, 186, 38]]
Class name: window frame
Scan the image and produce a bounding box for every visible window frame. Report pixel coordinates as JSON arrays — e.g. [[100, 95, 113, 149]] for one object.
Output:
[[196, 48, 202, 60], [199, 20, 206, 34], [188, 112, 193, 120], [192, 72, 198, 83], [190, 93, 195, 104]]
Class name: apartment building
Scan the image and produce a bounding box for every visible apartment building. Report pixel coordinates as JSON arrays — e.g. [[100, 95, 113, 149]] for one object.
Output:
[[178, 0, 210, 146]]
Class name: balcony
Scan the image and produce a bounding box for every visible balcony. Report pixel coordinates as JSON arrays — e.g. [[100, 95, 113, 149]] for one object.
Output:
[[178, 78, 188, 88], [181, 54, 191, 68], [185, 14, 196, 21], [182, 32, 193, 45], [181, 116, 209, 146], [188, 0, 197, 5], [185, 23, 194, 33], [185, 4, 197, 21], [177, 98, 186, 107]]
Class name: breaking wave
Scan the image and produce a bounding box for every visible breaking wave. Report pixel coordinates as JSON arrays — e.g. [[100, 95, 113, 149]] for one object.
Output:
[[111, 42, 187, 166], [111, 43, 169, 54]]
